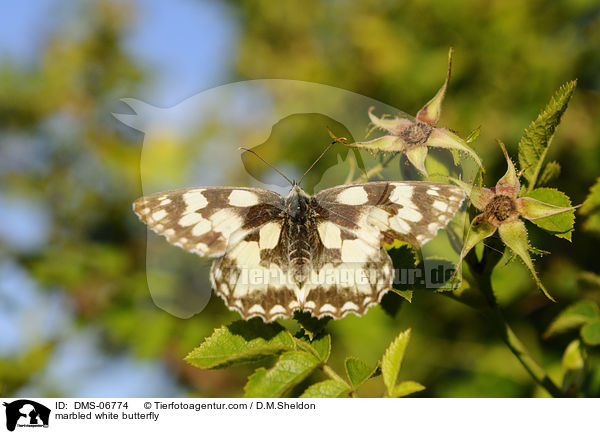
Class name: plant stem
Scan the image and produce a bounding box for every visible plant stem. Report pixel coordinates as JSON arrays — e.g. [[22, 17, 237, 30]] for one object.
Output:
[[472, 248, 564, 397]]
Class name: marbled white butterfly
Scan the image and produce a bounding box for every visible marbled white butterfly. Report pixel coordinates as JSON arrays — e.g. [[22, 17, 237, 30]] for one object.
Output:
[[134, 170, 465, 321]]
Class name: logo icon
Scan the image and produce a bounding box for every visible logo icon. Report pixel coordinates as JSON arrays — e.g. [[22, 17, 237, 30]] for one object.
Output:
[[3, 400, 50, 432]]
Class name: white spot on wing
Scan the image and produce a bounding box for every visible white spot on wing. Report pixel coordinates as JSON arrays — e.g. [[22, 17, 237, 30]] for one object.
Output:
[[432, 200, 448, 212], [317, 221, 342, 249], [209, 209, 243, 239], [342, 301, 359, 311], [269, 305, 286, 315], [390, 217, 411, 233], [228, 190, 259, 207], [192, 219, 211, 236], [178, 213, 204, 227], [396, 207, 422, 222], [151, 209, 167, 221], [427, 222, 439, 233], [341, 239, 369, 263], [302, 300, 316, 309], [259, 222, 281, 249], [248, 304, 266, 314], [390, 184, 414, 206], [194, 243, 209, 254], [337, 186, 369, 205], [183, 190, 207, 213], [228, 241, 260, 266], [319, 303, 336, 313]]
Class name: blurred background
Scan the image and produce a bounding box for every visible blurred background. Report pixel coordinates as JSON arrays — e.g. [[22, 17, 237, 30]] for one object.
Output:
[[1, 0, 599, 397]]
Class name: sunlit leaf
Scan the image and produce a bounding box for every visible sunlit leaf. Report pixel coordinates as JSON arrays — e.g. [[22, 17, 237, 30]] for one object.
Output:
[[345, 357, 378, 389], [381, 329, 411, 397], [581, 177, 600, 234], [390, 380, 426, 397], [455, 217, 497, 274], [310, 334, 331, 362], [389, 288, 413, 302], [244, 351, 321, 397], [561, 339, 585, 394], [185, 319, 295, 369], [518, 80, 577, 191], [299, 380, 350, 398], [521, 188, 576, 241], [544, 300, 600, 338], [538, 161, 561, 186], [497, 219, 554, 301]]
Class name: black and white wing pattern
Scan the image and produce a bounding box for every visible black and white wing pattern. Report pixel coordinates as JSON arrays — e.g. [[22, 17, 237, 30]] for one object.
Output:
[[133, 181, 465, 322], [133, 187, 284, 257], [134, 187, 293, 319], [302, 181, 465, 320]]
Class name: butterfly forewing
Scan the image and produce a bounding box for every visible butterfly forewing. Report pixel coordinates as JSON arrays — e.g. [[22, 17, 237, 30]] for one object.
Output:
[[313, 181, 466, 248], [133, 187, 285, 257]]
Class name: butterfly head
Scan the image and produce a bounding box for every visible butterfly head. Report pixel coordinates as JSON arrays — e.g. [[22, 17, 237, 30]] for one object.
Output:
[[285, 184, 310, 220]]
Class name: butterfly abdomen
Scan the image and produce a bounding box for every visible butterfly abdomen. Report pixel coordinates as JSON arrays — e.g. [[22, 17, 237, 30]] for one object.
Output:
[[287, 219, 312, 284]]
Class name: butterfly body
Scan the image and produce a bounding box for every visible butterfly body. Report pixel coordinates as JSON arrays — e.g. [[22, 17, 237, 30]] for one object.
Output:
[[134, 181, 465, 321]]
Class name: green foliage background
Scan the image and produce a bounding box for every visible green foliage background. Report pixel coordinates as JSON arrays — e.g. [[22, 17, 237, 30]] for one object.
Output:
[[1, 0, 600, 397]]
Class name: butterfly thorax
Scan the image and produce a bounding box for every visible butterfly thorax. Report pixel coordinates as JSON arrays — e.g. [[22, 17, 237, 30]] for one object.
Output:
[[285, 185, 315, 284]]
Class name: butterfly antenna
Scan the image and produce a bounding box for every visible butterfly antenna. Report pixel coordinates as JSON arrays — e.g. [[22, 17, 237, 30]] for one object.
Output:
[[238, 147, 294, 186], [298, 131, 345, 185]]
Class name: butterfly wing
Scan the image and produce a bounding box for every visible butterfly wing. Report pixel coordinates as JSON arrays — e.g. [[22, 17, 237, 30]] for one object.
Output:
[[299, 181, 465, 319], [313, 181, 465, 248], [134, 187, 301, 321], [133, 187, 285, 257]]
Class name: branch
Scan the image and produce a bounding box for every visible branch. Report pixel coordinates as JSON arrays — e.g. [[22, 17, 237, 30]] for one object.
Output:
[[472, 246, 564, 397]]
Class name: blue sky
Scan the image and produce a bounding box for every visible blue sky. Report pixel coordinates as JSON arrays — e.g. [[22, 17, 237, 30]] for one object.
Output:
[[0, 0, 236, 396], [0, 0, 236, 105]]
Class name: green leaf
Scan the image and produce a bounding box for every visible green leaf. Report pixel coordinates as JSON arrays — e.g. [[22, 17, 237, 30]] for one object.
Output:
[[522, 188, 576, 240], [538, 161, 561, 186], [300, 380, 350, 398], [345, 357, 378, 389], [497, 219, 555, 301], [465, 125, 481, 144], [454, 216, 497, 280], [381, 329, 411, 397], [518, 80, 577, 191], [244, 351, 321, 398], [581, 177, 600, 214], [390, 381, 426, 397], [389, 288, 413, 302], [581, 320, 600, 346], [544, 300, 600, 338], [581, 177, 600, 234], [310, 334, 331, 362], [185, 319, 295, 369], [561, 339, 585, 394]]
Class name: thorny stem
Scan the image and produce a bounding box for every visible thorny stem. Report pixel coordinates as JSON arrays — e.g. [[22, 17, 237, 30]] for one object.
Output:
[[468, 245, 564, 397]]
